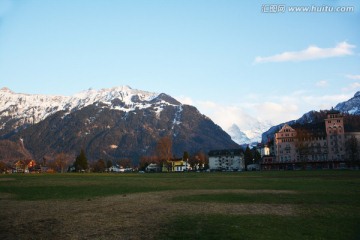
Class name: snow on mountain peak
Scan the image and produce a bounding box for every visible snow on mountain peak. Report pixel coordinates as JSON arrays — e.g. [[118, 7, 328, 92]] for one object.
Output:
[[0, 86, 179, 130], [1, 87, 14, 93], [227, 120, 274, 144], [227, 124, 250, 145], [70, 86, 159, 109], [334, 91, 360, 115]]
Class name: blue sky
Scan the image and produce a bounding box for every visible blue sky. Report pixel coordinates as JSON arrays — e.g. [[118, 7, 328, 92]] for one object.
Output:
[[0, 0, 359, 133]]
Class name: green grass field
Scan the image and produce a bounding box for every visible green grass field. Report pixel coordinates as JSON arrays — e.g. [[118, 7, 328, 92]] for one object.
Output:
[[1, 171, 360, 239]]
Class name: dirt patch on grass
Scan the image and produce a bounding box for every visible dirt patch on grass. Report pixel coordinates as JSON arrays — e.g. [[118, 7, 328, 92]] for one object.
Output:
[[0, 192, 15, 200], [0, 189, 297, 240], [0, 177, 16, 182]]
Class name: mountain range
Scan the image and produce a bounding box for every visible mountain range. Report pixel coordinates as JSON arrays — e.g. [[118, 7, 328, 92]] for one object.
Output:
[[2, 86, 359, 164], [0, 86, 238, 163], [261, 91, 360, 143]]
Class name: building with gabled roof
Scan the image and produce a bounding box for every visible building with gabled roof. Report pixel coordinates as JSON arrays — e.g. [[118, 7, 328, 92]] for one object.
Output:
[[208, 149, 244, 171], [14, 159, 36, 173], [266, 110, 360, 170]]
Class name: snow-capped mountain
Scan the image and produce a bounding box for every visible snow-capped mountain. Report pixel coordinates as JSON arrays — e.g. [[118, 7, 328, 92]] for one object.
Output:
[[0, 86, 239, 162], [335, 91, 360, 114], [227, 121, 273, 144], [243, 120, 273, 143], [0, 87, 70, 128], [0, 86, 178, 134], [227, 124, 250, 145]]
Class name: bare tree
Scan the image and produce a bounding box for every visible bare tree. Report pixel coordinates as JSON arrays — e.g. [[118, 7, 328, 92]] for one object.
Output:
[[197, 151, 208, 168], [189, 151, 207, 170], [92, 159, 106, 173], [55, 152, 73, 173], [156, 136, 172, 171], [117, 158, 132, 168], [139, 155, 158, 170], [0, 161, 6, 173]]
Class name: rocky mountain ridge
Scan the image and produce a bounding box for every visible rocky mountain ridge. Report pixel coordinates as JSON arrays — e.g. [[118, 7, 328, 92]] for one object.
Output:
[[0, 86, 239, 163], [0, 86, 175, 136], [334, 91, 360, 114]]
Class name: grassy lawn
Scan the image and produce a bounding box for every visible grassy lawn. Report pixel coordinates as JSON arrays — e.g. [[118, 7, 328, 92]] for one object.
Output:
[[1, 170, 360, 239]]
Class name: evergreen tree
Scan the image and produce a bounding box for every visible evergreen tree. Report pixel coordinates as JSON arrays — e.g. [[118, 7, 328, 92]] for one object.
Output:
[[183, 151, 189, 170], [74, 149, 88, 171], [244, 146, 253, 170], [183, 151, 189, 161], [251, 147, 261, 164], [106, 160, 113, 168], [346, 136, 359, 162]]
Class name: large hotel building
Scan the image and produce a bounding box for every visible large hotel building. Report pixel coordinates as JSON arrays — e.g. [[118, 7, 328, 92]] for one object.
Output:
[[262, 110, 360, 170]]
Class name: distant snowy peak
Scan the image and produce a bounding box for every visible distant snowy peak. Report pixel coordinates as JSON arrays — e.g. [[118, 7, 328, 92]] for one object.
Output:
[[335, 91, 360, 115], [227, 120, 274, 144], [0, 86, 181, 130], [227, 124, 250, 145]]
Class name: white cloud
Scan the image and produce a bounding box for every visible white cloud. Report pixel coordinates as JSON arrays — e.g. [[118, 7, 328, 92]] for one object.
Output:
[[301, 94, 350, 109], [315, 80, 328, 88], [174, 92, 353, 142], [254, 41, 355, 63], [342, 82, 360, 92], [175, 97, 258, 132], [346, 74, 360, 80], [196, 101, 256, 130], [251, 101, 299, 125], [175, 95, 193, 105]]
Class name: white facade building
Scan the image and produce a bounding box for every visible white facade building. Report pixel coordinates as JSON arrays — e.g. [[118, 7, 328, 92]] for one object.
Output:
[[208, 149, 244, 171]]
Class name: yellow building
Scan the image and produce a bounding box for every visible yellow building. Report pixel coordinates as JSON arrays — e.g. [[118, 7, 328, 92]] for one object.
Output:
[[162, 158, 190, 172]]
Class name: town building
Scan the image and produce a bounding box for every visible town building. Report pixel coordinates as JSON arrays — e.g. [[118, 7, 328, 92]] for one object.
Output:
[[14, 159, 37, 173], [162, 158, 191, 172], [325, 109, 346, 161], [260, 144, 271, 157], [262, 110, 360, 170], [145, 163, 161, 172], [208, 149, 244, 171]]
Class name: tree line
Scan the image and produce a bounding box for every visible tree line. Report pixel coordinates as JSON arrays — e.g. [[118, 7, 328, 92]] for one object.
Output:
[[0, 136, 272, 174], [138, 136, 208, 171]]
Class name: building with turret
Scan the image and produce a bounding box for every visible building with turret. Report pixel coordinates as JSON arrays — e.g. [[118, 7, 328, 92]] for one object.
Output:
[[325, 109, 346, 161], [262, 110, 360, 170]]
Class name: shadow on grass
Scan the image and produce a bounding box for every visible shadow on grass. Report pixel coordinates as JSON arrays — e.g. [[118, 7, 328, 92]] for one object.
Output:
[[159, 214, 360, 240]]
